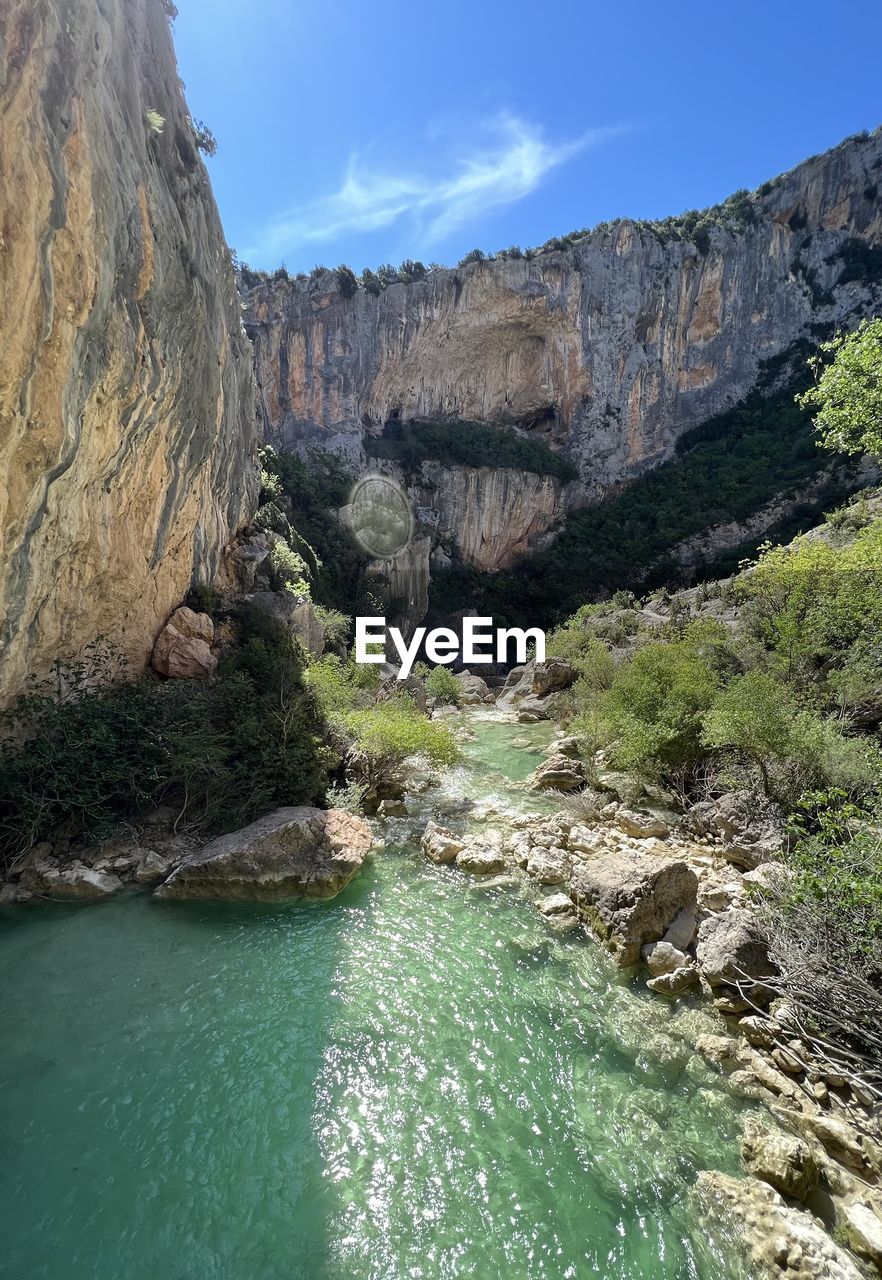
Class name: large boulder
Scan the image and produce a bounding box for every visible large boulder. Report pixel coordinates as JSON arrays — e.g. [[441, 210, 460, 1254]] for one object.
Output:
[[741, 1117, 820, 1201], [37, 863, 124, 900], [421, 821, 465, 865], [695, 1172, 863, 1280], [151, 607, 216, 679], [155, 807, 372, 901], [531, 658, 575, 697], [695, 910, 775, 988], [516, 696, 552, 723], [686, 789, 786, 868], [455, 846, 507, 875], [569, 850, 698, 966], [526, 754, 586, 792], [615, 809, 670, 839], [455, 670, 494, 705]]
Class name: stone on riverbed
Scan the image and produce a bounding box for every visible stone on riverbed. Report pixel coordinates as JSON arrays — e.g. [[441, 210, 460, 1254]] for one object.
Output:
[[421, 821, 466, 864], [569, 850, 698, 966], [695, 1171, 863, 1280], [155, 807, 372, 901], [38, 863, 124, 900], [526, 754, 586, 792], [525, 850, 571, 884], [455, 846, 507, 875]]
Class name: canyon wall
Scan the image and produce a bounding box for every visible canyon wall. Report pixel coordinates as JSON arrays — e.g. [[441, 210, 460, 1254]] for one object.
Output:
[[0, 0, 258, 701], [244, 130, 882, 594]]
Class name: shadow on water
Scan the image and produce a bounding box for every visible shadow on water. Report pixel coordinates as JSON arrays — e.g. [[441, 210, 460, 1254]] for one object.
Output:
[[0, 714, 757, 1280], [0, 882, 361, 1280]]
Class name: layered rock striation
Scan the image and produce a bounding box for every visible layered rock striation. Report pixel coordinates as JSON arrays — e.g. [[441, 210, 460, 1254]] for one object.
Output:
[[0, 0, 258, 701], [244, 131, 882, 600]]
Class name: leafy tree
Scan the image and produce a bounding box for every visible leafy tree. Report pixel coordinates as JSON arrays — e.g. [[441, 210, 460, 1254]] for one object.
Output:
[[190, 118, 218, 156], [798, 318, 882, 457], [702, 670, 880, 802], [335, 265, 359, 299], [344, 697, 459, 794], [597, 640, 720, 779]]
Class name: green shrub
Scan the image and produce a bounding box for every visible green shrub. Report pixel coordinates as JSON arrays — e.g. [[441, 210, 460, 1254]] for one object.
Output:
[[741, 518, 882, 681], [597, 639, 720, 779], [425, 665, 462, 706], [785, 794, 882, 962], [702, 670, 881, 803], [313, 605, 350, 649], [344, 697, 459, 792], [0, 614, 329, 862]]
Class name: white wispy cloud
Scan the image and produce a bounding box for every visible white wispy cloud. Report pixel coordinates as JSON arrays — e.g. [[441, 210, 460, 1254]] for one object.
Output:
[[246, 114, 621, 262]]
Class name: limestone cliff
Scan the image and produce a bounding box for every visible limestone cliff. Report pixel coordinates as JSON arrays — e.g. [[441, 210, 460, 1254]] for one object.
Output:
[[0, 0, 258, 701], [244, 129, 882, 593]]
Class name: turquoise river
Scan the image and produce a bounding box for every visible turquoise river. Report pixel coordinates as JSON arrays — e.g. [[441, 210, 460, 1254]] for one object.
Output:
[[0, 714, 757, 1279]]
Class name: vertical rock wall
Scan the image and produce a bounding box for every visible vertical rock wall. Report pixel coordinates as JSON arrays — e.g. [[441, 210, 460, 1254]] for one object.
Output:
[[0, 0, 258, 700]]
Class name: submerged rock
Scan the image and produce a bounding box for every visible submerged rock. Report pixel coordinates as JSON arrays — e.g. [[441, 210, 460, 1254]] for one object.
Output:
[[155, 808, 372, 901], [569, 850, 698, 966], [694, 1171, 862, 1280]]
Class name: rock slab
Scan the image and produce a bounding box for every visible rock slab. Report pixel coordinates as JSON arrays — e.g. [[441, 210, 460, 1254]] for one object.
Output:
[[155, 808, 372, 901]]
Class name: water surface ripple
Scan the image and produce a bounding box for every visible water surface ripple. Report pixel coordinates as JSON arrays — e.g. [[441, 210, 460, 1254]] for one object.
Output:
[[0, 715, 750, 1279]]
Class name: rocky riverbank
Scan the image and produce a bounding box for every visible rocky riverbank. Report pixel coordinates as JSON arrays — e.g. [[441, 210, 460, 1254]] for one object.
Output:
[[408, 695, 882, 1279], [2, 678, 880, 1277]]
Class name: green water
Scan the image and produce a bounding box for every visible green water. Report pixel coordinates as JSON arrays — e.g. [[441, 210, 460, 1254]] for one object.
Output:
[[0, 714, 751, 1279]]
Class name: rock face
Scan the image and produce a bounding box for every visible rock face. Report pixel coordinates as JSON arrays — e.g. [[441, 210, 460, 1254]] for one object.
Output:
[[695, 1171, 863, 1280], [569, 851, 698, 966], [0, 0, 257, 703], [243, 130, 882, 607], [695, 910, 775, 988], [155, 808, 372, 901], [151, 607, 217, 679], [687, 790, 786, 868]]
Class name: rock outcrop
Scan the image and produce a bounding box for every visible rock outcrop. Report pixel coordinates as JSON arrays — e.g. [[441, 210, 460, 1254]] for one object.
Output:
[[242, 130, 882, 607], [695, 1171, 863, 1280], [0, 0, 258, 703], [155, 807, 372, 901], [569, 850, 698, 966], [151, 607, 217, 679]]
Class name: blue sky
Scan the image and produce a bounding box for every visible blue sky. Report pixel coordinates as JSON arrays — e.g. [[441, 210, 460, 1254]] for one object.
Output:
[[172, 0, 882, 274]]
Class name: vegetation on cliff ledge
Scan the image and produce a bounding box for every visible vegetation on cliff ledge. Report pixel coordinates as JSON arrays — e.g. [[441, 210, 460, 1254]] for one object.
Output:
[[365, 418, 578, 483]]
